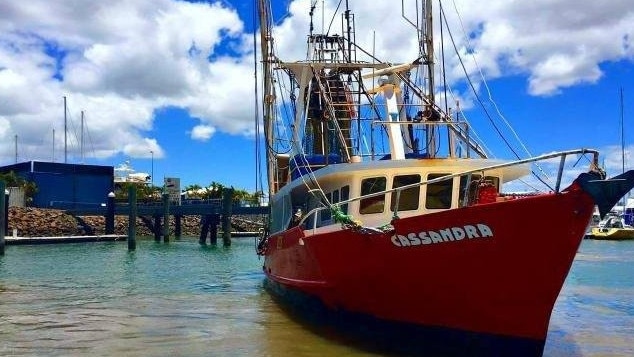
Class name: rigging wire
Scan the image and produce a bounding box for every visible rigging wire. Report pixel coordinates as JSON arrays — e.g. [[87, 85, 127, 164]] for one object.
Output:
[[325, 0, 343, 35], [446, 0, 553, 189], [439, 5, 521, 160], [449, 0, 534, 160], [81, 112, 97, 161]]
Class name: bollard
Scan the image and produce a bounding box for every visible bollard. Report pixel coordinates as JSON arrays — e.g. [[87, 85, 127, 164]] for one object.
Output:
[[162, 193, 170, 243], [0, 182, 6, 255], [105, 192, 115, 234], [175, 215, 182, 240], [221, 188, 233, 246], [127, 185, 137, 251]]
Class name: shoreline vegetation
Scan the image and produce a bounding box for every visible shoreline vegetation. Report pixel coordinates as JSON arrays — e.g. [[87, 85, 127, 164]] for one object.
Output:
[[6, 207, 265, 238]]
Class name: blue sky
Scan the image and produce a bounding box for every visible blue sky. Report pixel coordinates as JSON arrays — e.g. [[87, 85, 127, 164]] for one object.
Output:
[[0, 0, 633, 194]]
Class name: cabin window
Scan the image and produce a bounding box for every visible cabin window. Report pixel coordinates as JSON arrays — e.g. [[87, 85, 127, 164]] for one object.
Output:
[[320, 192, 332, 223], [458, 174, 500, 206], [304, 194, 320, 229], [459, 174, 482, 207], [425, 173, 453, 209], [390, 174, 421, 211], [332, 189, 340, 204], [360, 177, 386, 214], [340, 185, 350, 214], [484, 176, 500, 190]]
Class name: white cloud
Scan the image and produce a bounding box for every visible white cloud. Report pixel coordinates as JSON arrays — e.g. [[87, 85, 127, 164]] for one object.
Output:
[[0, 0, 248, 164], [191, 124, 216, 141], [0, 0, 632, 167]]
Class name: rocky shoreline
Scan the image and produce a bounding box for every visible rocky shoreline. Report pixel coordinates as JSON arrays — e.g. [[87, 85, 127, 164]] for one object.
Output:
[[7, 207, 265, 237]]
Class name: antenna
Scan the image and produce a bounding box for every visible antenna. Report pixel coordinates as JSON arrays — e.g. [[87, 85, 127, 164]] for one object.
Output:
[[309, 0, 317, 36]]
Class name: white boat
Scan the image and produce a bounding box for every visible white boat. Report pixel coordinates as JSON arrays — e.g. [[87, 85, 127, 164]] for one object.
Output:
[[114, 161, 150, 184], [587, 212, 634, 240]]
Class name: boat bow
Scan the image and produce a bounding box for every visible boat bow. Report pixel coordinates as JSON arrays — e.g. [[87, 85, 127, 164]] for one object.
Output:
[[574, 170, 634, 218]]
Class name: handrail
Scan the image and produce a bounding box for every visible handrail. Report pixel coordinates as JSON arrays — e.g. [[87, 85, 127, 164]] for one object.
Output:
[[296, 148, 599, 228]]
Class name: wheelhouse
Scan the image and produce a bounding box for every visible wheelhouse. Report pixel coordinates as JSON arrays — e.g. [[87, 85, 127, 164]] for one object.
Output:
[[268, 156, 528, 234]]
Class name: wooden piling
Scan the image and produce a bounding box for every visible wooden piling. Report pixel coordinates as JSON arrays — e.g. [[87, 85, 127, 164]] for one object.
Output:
[[221, 188, 233, 246], [153, 215, 161, 242], [105, 192, 115, 234], [162, 193, 170, 243], [3, 188, 8, 235], [199, 214, 219, 244], [127, 185, 137, 251], [210, 214, 218, 245], [199, 214, 209, 244], [0, 181, 6, 255], [175, 215, 182, 239]]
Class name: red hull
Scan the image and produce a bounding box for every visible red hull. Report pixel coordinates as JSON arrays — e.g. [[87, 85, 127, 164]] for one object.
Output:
[[262, 189, 594, 345]]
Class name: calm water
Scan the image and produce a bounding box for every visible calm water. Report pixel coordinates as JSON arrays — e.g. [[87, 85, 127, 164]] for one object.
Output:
[[0, 238, 632, 357]]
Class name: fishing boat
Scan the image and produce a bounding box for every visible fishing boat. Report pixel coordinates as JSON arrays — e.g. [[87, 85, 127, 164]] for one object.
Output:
[[254, 1, 634, 356]]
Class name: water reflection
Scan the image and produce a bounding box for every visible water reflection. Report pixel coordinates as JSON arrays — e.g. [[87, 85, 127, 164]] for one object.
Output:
[[0, 239, 632, 356]]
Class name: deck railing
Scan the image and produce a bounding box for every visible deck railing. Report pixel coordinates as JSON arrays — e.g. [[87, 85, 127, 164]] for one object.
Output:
[[297, 148, 600, 231]]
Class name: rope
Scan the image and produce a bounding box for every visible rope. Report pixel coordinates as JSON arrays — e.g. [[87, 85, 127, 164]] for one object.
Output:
[[330, 205, 393, 234]]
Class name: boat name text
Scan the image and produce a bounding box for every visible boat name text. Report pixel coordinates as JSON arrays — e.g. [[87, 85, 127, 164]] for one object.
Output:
[[391, 224, 493, 247]]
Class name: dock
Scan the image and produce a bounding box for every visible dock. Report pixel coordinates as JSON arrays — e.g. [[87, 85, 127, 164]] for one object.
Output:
[[6, 234, 127, 245]]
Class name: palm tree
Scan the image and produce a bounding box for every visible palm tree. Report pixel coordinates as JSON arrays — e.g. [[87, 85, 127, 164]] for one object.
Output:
[[184, 184, 203, 199], [203, 181, 225, 199]]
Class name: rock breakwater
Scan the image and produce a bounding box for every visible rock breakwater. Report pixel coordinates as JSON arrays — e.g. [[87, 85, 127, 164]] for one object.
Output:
[[7, 207, 266, 238]]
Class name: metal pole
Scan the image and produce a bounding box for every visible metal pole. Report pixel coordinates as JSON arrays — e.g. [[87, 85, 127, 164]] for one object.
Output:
[[5, 188, 9, 234], [64, 96, 67, 163], [80, 110, 84, 163], [150, 151, 154, 187]]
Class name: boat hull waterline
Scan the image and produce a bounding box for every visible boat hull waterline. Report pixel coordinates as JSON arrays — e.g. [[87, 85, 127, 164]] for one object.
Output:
[[261, 188, 595, 355]]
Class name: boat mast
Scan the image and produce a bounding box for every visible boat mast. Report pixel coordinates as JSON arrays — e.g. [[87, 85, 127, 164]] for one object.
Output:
[[621, 87, 625, 175], [423, 0, 437, 158], [257, 0, 276, 197], [620, 87, 628, 208], [81, 110, 85, 164], [344, 0, 352, 62], [64, 95, 68, 163]]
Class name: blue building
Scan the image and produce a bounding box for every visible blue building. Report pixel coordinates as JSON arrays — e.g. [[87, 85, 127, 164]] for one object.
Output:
[[0, 161, 114, 209]]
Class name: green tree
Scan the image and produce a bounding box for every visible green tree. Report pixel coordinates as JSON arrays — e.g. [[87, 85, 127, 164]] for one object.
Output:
[[0, 170, 38, 204], [184, 184, 203, 199], [114, 182, 159, 203], [0, 171, 25, 187], [202, 181, 225, 199]]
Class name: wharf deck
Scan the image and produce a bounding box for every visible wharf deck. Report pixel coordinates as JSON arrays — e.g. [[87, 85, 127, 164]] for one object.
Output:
[[5, 234, 127, 245]]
